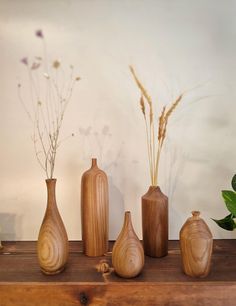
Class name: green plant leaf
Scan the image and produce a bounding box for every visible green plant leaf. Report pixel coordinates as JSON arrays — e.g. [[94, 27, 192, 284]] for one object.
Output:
[[212, 214, 236, 231], [222, 190, 236, 216], [231, 174, 236, 192]]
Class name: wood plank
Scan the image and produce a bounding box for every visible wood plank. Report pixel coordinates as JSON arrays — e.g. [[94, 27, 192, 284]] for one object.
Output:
[[0, 240, 236, 305], [1, 283, 236, 306], [0, 240, 236, 283]]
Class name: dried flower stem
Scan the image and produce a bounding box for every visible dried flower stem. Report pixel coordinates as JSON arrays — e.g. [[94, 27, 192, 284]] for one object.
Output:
[[130, 66, 183, 186], [18, 30, 80, 179]]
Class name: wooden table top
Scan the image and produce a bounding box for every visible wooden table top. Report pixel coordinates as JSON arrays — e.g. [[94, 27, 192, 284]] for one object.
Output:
[[0, 240, 236, 306]]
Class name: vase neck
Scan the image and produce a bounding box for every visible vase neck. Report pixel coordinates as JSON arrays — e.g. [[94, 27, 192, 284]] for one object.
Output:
[[91, 158, 98, 168], [148, 185, 161, 192], [123, 211, 133, 230], [46, 179, 57, 207], [191, 211, 201, 220]]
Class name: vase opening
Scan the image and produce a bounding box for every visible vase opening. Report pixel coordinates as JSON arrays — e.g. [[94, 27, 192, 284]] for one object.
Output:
[[191, 211, 200, 219], [46, 178, 57, 182]]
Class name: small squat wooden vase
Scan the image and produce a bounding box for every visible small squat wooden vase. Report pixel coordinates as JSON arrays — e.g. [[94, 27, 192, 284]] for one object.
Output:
[[112, 211, 144, 278], [142, 186, 168, 257], [81, 158, 109, 256], [37, 179, 69, 275], [180, 211, 213, 278]]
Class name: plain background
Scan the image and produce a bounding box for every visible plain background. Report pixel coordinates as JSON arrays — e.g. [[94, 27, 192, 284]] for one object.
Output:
[[0, 0, 236, 240]]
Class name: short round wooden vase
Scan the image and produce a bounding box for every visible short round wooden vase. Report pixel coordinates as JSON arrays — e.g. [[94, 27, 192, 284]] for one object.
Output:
[[81, 158, 109, 257], [142, 186, 168, 257], [37, 179, 69, 275], [180, 211, 213, 278], [112, 211, 144, 278]]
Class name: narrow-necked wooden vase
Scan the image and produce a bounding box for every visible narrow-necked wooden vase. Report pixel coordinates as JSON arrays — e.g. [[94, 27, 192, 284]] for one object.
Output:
[[180, 211, 213, 278], [112, 211, 144, 278], [37, 179, 69, 275], [142, 186, 168, 257], [81, 158, 109, 256]]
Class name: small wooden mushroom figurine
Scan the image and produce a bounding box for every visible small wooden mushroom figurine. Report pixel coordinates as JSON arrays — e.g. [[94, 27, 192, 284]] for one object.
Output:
[[180, 211, 213, 278]]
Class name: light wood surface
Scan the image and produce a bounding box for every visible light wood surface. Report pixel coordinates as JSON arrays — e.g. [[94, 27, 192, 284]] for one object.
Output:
[[37, 179, 69, 275], [1, 240, 236, 305], [81, 158, 109, 257], [180, 211, 213, 278], [142, 186, 168, 257], [112, 211, 144, 278]]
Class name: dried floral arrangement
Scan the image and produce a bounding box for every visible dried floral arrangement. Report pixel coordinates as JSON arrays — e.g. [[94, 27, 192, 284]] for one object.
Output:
[[130, 66, 184, 187], [212, 174, 236, 231], [18, 30, 80, 179]]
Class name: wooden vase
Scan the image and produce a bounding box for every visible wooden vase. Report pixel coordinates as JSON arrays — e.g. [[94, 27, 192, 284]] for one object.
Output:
[[112, 211, 144, 278], [81, 158, 109, 256], [37, 179, 69, 275], [180, 211, 213, 278], [142, 186, 168, 257]]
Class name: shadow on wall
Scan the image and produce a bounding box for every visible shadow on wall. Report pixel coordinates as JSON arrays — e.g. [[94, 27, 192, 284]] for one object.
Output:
[[108, 176, 125, 240], [78, 125, 124, 165], [0, 213, 21, 240]]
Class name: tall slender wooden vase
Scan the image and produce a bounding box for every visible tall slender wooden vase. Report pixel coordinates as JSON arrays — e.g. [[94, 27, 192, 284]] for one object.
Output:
[[37, 179, 69, 275], [180, 211, 213, 278], [142, 186, 168, 257], [112, 211, 144, 278], [81, 158, 109, 256]]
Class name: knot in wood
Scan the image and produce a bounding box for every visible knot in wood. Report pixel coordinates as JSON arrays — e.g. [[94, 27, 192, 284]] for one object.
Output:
[[79, 292, 88, 305]]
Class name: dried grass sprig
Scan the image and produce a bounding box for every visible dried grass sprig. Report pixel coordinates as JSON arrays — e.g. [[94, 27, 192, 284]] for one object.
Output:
[[130, 66, 184, 186], [140, 95, 146, 116], [130, 66, 156, 182], [129, 65, 153, 123], [158, 105, 166, 141], [18, 30, 80, 179]]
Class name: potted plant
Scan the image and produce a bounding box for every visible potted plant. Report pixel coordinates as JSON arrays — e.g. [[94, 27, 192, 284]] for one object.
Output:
[[212, 174, 236, 231]]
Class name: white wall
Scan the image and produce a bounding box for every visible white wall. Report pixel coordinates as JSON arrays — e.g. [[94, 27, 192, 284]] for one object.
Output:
[[0, 0, 236, 240]]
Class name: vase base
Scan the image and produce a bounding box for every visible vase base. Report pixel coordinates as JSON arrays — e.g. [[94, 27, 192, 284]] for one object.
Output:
[[144, 251, 168, 258], [40, 266, 66, 275], [84, 249, 108, 257]]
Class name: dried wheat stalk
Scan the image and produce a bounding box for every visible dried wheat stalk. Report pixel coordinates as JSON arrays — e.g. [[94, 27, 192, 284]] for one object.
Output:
[[130, 65, 183, 186]]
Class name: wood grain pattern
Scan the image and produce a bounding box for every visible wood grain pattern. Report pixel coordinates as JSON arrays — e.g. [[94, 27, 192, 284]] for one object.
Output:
[[1, 240, 236, 305], [37, 179, 69, 275], [112, 211, 144, 278], [1, 283, 236, 306], [142, 186, 168, 257], [81, 158, 109, 257], [180, 211, 213, 278]]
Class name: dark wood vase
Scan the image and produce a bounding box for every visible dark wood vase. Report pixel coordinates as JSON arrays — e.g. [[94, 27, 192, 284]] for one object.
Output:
[[112, 211, 144, 278], [37, 179, 69, 275], [180, 211, 213, 278], [142, 186, 168, 257], [81, 158, 109, 257]]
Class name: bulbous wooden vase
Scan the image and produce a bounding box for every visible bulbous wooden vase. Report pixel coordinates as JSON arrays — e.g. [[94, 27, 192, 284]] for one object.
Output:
[[37, 179, 69, 275], [142, 186, 168, 257], [180, 211, 213, 278], [81, 158, 109, 257], [112, 211, 144, 278]]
